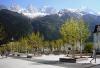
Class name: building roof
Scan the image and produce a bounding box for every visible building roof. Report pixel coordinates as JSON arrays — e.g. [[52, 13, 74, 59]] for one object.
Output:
[[94, 25, 100, 33]]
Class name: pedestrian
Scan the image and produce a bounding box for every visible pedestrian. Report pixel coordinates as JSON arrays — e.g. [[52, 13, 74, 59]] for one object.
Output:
[[5, 51, 8, 58], [1, 50, 5, 58], [90, 49, 96, 63]]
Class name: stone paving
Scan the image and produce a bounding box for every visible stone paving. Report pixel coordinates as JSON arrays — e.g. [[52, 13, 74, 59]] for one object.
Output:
[[0, 55, 100, 68]]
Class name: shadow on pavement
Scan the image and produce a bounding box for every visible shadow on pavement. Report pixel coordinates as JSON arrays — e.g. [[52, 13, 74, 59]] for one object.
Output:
[[85, 64, 100, 68], [10, 56, 94, 68]]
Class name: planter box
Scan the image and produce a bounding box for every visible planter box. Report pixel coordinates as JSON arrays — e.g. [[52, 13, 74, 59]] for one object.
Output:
[[27, 55, 32, 58], [12, 54, 15, 56], [59, 58, 76, 63], [17, 54, 20, 57]]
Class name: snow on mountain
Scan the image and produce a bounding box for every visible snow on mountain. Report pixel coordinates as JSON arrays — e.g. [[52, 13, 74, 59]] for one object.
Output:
[[9, 5, 58, 18], [40, 6, 57, 14], [58, 8, 99, 17], [58, 8, 83, 17], [9, 4, 21, 13], [22, 12, 47, 18], [97, 12, 100, 16], [27, 4, 38, 13], [7, 4, 100, 18], [80, 8, 98, 15]]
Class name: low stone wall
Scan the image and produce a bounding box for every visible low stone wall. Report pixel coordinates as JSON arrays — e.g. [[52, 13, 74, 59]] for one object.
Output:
[[27, 55, 32, 58], [59, 58, 76, 63]]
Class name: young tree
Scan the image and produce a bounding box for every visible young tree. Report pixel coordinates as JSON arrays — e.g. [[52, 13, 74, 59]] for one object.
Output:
[[27, 32, 44, 54], [54, 39, 63, 51], [42, 41, 50, 53], [60, 18, 90, 58], [60, 18, 79, 58], [19, 37, 28, 53], [77, 19, 90, 57]]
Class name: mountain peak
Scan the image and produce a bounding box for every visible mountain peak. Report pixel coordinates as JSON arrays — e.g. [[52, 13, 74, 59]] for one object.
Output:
[[0, 4, 99, 18]]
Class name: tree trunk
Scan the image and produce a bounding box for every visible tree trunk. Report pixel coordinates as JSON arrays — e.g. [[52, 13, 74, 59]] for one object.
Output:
[[80, 45, 82, 58], [72, 45, 75, 58], [80, 40, 82, 58]]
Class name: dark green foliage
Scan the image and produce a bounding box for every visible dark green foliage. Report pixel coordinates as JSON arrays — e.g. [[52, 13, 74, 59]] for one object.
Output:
[[84, 42, 93, 53], [31, 14, 62, 40], [0, 23, 6, 40], [0, 23, 7, 44], [0, 9, 33, 43], [0, 9, 100, 44]]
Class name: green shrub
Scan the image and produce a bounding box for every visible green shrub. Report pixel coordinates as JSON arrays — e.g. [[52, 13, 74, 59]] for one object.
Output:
[[84, 42, 93, 53]]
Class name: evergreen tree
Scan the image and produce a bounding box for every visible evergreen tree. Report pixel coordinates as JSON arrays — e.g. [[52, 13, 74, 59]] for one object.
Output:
[[0, 23, 6, 40]]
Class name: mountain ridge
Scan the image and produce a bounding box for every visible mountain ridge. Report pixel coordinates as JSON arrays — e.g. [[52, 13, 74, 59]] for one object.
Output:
[[1, 5, 100, 18], [0, 9, 100, 44]]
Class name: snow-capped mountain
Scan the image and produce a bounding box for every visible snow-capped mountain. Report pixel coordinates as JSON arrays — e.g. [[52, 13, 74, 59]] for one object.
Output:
[[58, 8, 99, 17], [1, 4, 99, 18], [9, 5, 58, 18], [0, 8, 100, 41], [39, 6, 57, 14]]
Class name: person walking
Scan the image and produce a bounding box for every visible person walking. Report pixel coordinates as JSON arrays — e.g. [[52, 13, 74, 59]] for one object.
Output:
[[5, 51, 9, 58], [90, 49, 96, 63], [1, 50, 5, 58]]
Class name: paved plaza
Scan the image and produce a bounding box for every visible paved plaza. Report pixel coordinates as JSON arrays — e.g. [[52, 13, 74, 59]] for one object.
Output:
[[0, 55, 100, 68]]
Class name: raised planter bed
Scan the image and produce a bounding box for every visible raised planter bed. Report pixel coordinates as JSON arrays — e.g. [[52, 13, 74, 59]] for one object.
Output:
[[12, 54, 15, 56], [27, 55, 32, 58], [59, 58, 76, 63], [17, 54, 20, 57]]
